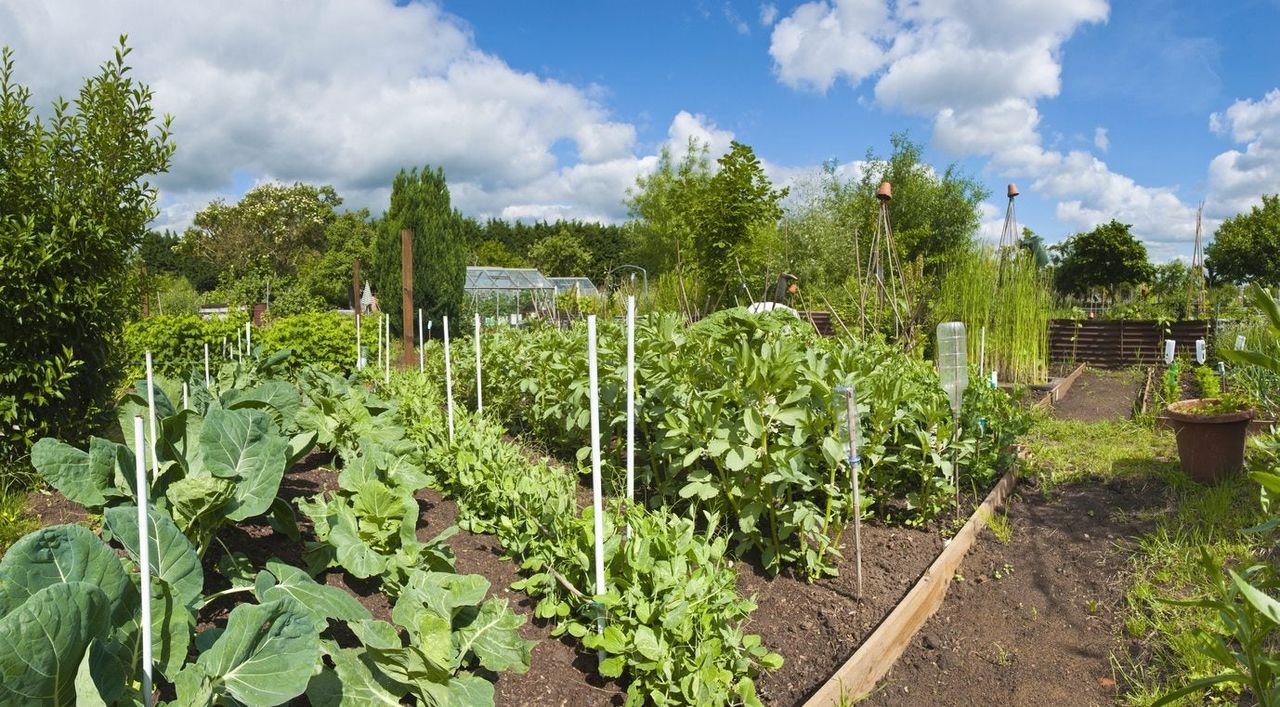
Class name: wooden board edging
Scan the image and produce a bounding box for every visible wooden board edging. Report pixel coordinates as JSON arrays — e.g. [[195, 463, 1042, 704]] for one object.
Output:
[[1032, 362, 1088, 411], [801, 464, 1021, 706]]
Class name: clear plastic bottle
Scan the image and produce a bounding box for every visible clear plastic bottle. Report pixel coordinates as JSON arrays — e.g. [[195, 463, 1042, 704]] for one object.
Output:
[[936, 321, 968, 418]]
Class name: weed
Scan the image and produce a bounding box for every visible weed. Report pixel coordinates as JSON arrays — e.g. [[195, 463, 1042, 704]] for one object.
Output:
[[985, 507, 1013, 543], [992, 642, 1012, 667]]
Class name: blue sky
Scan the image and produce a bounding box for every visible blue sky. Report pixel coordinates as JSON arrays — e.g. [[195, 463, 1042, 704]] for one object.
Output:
[[6, 0, 1280, 260]]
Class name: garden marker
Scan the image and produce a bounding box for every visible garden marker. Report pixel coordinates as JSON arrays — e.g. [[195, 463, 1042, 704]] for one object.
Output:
[[990, 370, 998, 388], [444, 316, 455, 443], [1164, 339, 1176, 365], [245, 321, 251, 357], [836, 385, 863, 599], [979, 325, 986, 377], [182, 382, 189, 411], [204, 343, 210, 388], [625, 295, 636, 539], [376, 314, 383, 370], [587, 315, 607, 653], [384, 313, 391, 385], [356, 313, 362, 369], [418, 308, 424, 373], [145, 352, 160, 480], [1236, 334, 1247, 351], [474, 313, 483, 413], [132, 417, 154, 707], [935, 322, 967, 520], [1195, 338, 1206, 365]]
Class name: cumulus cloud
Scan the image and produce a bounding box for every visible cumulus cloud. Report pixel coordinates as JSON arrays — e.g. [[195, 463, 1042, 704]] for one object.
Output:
[[760, 3, 779, 27], [767, 0, 1206, 255], [1207, 89, 1280, 219], [0, 0, 697, 230]]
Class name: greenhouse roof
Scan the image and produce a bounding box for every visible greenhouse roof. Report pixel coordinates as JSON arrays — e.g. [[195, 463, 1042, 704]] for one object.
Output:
[[548, 277, 598, 295], [464, 266, 555, 292]]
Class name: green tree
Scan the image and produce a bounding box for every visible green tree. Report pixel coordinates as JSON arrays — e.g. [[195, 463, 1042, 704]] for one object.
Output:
[[1053, 220, 1154, 300], [624, 139, 713, 280], [0, 39, 174, 459], [469, 238, 528, 268], [692, 141, 788, 305], [528, 228, 591, 276], [184, 182, 341, 280], [1206, 194, 1280, 286], [372, 166, 466, 333], [140, 229, 219, 291], [294, 209, 376, 309]]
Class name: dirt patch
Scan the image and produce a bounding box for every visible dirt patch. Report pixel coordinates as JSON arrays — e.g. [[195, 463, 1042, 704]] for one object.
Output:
[[745, 523, 944, 706], [25, 486, 91, 527], [866, 474, 1164, 707], [1051, 369, 1143, 422]]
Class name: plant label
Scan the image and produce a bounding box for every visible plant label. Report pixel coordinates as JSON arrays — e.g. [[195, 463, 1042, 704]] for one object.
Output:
[[1236, 335, 1247, 351], [1195, 339, 1206, 364], [1164, 340, 1175, 365]]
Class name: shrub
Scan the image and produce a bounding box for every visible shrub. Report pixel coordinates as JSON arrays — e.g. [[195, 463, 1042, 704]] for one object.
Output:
[[259, 312, 357, 375], [0, 40, 174, 460]]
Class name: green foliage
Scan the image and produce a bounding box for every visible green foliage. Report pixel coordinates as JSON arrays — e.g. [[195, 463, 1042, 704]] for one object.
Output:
[[295, 209, 377, 309], [0, 39, 174, 460], [373, 165, 467, 334], [692, 141, 788, 304], [150, 273, 202, 316], [258, 312, 359, 375], [185, 182, 341, 281], [1053, 220, 1155, 299], [933, 246, 1050, 383], [625, 139, 713, 305], [468, 238, 529, 268], [1206, 194, 1280, 286], [1163, 358, 1183, 407], [1193, 365, 1222, 399], [140, 229, 219, 292], [528, 228, 592, 276]]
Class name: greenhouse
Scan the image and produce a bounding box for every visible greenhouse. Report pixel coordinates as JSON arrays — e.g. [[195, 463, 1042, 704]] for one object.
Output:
[[464, 266, 558, 319], [548, 276, 598, 296]]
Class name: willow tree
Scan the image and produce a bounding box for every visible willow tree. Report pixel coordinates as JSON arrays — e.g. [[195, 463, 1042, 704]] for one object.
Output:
[[372, 166, 467, 334]]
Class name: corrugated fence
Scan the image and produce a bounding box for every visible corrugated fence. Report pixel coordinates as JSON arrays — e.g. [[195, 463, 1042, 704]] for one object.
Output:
[[1048, 319, 1216, 368]]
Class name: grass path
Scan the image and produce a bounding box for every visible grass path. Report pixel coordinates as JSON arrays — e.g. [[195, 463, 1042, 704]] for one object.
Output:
[[1022, 413, 1269, 705]]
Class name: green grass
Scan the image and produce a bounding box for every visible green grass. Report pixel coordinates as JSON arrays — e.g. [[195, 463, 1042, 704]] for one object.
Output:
[[1021, 413, 1270, 705], [0, 489, 37, 556]]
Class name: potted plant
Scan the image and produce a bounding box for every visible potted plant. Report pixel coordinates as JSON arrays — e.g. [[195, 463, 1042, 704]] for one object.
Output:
[[1164, 393, 1256, 484]]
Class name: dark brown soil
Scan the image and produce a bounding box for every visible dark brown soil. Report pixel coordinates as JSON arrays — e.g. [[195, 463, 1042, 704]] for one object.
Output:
[[866, 474, 1164, 707], [744, 524, 944, 706], [25, 486, 91, 527], [1051, 369, 1143, 422]]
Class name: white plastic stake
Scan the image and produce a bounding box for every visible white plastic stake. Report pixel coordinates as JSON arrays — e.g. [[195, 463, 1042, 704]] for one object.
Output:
[[203, 343, 210, 388], [356, 313, 363, 370], [384, 313, 391, 385], [625, 296, 636, 538], [222, 336, 227, 360], [474, 313, 483, 413], [245, 321, 251, 358], [418, 308, 424, 373], [444, 316, 455, 443], [236, 329, 242, 362], [1164, 339, 1176, 365], [144, 352, 159, 480], [587, 316, 606, 643], [990, 370, 998, 388], [1236, 335, 1247, 351], [182, 382, 189, 411], [1195, 338, 1207, 365], [132, 417, 153, 707], [840, 386, 863, 600], [376, 313, 382, 370], [979, 325, 986, 377]]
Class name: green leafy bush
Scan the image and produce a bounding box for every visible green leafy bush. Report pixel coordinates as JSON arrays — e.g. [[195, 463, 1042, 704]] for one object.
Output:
[[259, 312, 358, 375], [0, 40, 174, 461], [123, 313, 246, 379]]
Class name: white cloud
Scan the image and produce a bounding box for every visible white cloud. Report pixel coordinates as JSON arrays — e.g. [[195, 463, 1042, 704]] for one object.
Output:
[[0, 0, 693, 230], [768, 0, 893, 91], [723, 3, 751, 35], [760, 3, 779, 27], [766, 0, 1206, 256], [1207, 89, 1280, 219], [666, 110, 736, 159]]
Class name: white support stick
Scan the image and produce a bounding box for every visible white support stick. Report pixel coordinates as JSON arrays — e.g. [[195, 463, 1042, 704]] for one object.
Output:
[[356, 313, 362, 370], [444, 316, 455, 443], [236, 329, 242, 362], [245, 321, 251, 358], [979, 326, 986, 377], [203, 343, 210, 388], [144, 352, 159, 480], [132, 417, 154, 707], [587, 315, 607, 643], [376, 313, 383, 371], [222, 336, 227, 360], [844, 388, 863, 600], [182, 382, 189, 411], [384, 313, 391, 385], [625, 295, 636, 538], [474, 313, 483, 413], [418, 308, 424, 373]]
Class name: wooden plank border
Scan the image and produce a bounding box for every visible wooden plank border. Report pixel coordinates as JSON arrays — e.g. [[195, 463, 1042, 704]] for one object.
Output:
[[802, 463, 1021, 706], [1031, 362, 1087, 411]]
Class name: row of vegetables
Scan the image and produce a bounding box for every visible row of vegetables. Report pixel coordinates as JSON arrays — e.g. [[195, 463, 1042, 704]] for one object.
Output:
[[4, 351, 533, 705], [2, 307, 1027, 705], [434, 308, 1029, 579]]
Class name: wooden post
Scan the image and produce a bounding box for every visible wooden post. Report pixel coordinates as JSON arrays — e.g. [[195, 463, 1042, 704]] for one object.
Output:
[[352, 259, 362, 312], [401, 229, 415, 369]]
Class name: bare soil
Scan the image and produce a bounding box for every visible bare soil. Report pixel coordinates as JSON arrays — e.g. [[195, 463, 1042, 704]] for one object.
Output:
[[1050, 368, 1143, 422]]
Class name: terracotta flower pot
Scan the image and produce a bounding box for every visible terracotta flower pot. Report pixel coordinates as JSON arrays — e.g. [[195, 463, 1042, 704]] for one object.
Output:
[[1164, 399, 1256, 484]]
